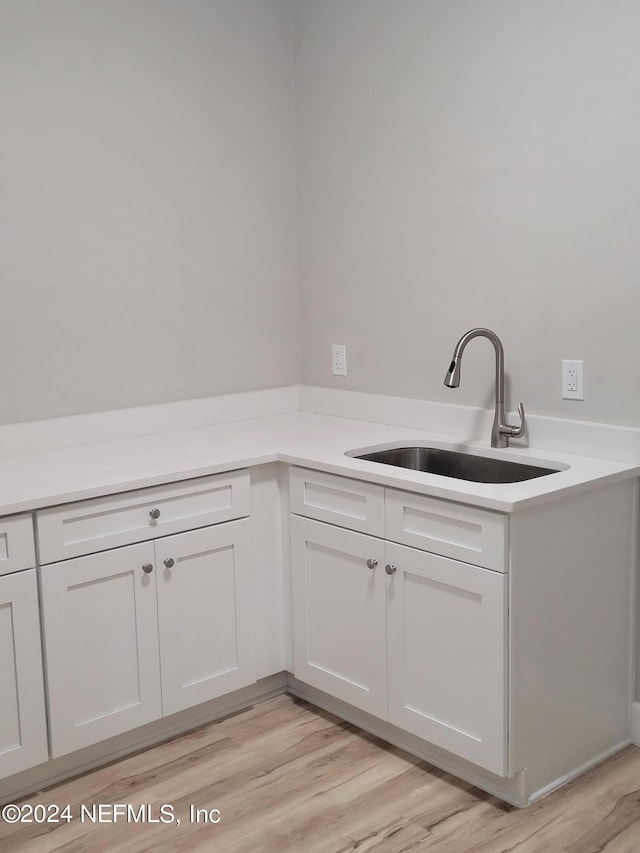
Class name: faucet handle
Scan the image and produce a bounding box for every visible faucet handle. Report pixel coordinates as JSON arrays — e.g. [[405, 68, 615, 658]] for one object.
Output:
[[501, 402, 526, 439]]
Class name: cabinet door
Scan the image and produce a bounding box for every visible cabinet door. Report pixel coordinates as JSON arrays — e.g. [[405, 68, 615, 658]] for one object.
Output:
[[291, 516, 387, 718], [41, 543, 162, 757], [386, 542, 507, 776], [156, 519, 256, 716], [0, 569, 48, 779]]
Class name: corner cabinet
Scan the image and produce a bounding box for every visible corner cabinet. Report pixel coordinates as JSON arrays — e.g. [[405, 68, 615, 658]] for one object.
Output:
[[0, 515, 48, 780], [290, 471, 507, 775], [0, 453, 632, 808], [37, 471, 256, 758], [289, 466, 633, 794]]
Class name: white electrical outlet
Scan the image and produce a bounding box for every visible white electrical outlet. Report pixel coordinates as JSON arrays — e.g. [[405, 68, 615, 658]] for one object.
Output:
[[332, 344, 347, 376], [562, 360, 584, 400]]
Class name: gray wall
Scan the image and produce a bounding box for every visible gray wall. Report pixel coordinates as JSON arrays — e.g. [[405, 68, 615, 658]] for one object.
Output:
[[3, 1, 640, 430], [294, 1, 640, 427], [0, 0, 298, 423]]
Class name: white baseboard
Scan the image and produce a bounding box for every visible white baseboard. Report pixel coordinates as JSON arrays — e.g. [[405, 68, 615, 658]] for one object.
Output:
[[2, 675, 634, 810], [287, 677, 634, 808], [0, 674, 287, 805], [286, 676, 528, 807]]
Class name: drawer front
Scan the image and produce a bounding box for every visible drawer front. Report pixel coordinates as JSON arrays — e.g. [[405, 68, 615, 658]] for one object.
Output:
[[36, 470, 250, 564], [0, 514, 35, 577], [289, 467, 384, 536], [385, 489, 507, 571]]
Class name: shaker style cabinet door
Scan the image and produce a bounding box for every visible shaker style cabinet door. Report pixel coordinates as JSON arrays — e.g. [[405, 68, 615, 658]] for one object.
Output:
[[155, 519, 256, 716], [385, 541, 508, 776], [291, 516, 387, 719], [0, 569, 48, 779], [40, 542, 162, 758]]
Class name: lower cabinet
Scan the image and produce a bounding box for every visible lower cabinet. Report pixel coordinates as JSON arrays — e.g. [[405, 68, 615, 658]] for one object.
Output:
[[385, 540, 507, 775], [155, 522, 255, 716], [291, 515, 507, 776], [0, 569, 48, 779], [291, 517, 387, 719], [41, 519, 255, 757]]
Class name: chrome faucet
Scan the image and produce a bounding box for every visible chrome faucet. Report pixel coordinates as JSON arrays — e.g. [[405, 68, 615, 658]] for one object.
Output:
[[444, 328, 526, 448]]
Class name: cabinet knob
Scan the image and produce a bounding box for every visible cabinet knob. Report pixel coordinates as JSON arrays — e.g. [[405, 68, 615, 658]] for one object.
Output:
[[142, 563, 154, 574], [385, 564, 397, 576], [149, 508, 161, 520], [164, 557, 175, 569], [366, 558, 378, 570]]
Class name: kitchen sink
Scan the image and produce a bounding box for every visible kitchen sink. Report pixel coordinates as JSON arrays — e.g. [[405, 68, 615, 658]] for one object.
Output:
[[351, 446, 560, 483]]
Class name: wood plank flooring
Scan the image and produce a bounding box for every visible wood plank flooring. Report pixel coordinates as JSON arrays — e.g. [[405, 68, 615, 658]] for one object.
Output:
[[1, 694, 640, 852]]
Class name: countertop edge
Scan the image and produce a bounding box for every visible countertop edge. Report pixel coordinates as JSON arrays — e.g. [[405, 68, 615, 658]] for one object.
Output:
[[0, 410, 638, 517]]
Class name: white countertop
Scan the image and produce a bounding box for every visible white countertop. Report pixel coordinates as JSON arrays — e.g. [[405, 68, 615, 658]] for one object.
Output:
[[0, 409, 637, 515]]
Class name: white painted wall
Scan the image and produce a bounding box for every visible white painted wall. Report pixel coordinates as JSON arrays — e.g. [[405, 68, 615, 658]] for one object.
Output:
[[0, 0, 298, 424], [3, 1, 640, 431], [294, 1, 640, 428]]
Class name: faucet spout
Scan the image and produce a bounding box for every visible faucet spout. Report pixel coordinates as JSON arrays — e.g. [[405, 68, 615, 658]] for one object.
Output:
[[443, 328, 525, 448]]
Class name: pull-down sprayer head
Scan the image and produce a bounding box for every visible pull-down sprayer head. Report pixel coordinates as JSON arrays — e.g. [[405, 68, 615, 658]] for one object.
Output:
[[444, 357, 461, 388]]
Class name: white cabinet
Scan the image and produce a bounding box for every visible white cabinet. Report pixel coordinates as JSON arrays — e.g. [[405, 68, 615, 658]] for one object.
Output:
[[41, 542, 162, 756], [289, 467, 634, 801], [385, 487, 507, 571], [289, 467, 385, 536], [0, 568, 48, 779], [291, 512, 506, 774], [385, 541, 507, 776], [156, 521, 255, 716], [37, 470, 250, 564], [38, 474, 256, 758], [0, 514, 36, 577], [0, 513, 48, 780], [291, 517, 387, 718], [0, 453, 627, 806], [289, 467, 508, 775]]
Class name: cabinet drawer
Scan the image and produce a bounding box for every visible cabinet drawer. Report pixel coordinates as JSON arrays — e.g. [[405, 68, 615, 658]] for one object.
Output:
[[36, 470, 250, 564], [289, 467, 384, 536], [385, 489, 507, 571], [0, 514, 35, 577]]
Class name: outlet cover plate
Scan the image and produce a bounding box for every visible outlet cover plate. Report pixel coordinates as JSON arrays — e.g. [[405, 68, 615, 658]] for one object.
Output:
[[332, 344, 347, 377], [562, 359, 584, 400]]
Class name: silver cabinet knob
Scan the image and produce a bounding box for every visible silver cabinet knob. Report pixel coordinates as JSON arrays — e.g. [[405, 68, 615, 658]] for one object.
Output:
[[366, 558, 378, 570], [164, 558, 175, 568], [149, 508, 161, 520], [142, 563, 153, 574], [385, 564, 397, 576]]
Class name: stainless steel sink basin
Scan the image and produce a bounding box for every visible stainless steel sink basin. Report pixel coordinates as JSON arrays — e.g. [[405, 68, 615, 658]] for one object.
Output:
[[352, 446, 560, 483]]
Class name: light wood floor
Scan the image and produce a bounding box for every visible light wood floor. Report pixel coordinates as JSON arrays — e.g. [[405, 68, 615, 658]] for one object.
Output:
[[2, 695, 640, 852]]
